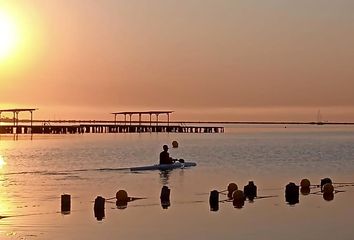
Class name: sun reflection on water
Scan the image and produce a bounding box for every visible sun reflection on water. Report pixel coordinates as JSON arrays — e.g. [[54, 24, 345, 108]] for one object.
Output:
[[0, 155, 6, 169]]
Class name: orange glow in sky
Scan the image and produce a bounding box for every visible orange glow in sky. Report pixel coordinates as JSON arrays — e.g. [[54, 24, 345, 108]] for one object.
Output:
[[0, 10, 18, 60], [1, 1, 354, 121]]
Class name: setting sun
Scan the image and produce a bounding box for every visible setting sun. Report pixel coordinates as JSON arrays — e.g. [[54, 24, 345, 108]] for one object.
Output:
[[0, 10, 18, 60]]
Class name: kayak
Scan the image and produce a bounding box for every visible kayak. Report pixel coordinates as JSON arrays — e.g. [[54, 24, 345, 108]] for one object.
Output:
[[130, 162, 197, 171]]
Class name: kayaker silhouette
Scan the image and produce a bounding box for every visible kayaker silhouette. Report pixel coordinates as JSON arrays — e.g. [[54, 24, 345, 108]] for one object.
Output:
[[159, 145, 175, 164]]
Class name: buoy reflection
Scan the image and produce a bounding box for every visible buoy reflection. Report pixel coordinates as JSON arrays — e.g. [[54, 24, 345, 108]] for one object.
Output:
[[116, 200, 128, 209], [323, 193, 334, 201], [300, 187, 311, 195], [233, 199, 245, 209]]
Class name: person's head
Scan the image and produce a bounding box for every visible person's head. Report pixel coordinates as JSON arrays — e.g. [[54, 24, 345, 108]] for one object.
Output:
[[163, 145, 169, 151]]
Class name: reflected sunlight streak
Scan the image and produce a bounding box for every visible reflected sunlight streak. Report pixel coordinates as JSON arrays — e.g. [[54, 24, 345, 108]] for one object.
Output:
[[0, 155, 6, 169]]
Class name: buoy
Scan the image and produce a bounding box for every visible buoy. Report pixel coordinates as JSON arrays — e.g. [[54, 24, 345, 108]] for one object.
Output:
[[300, 179, 311, 188], [320, 178, 332, 192], [227, 183, 238, 199], [172, 141, 179, 148], [94, 196, 105, 221], [116, 200, 128, 209], [116, 190, 129, 209], [323, 192, 334, 201], [244, 181, 257, 201], [322, 183, 334, 194], [285, 182, 299, 205], [61, 194, 71, 212], [232, 190, 245, 209], [209, 190, 219, 211], [116, 190, 129, 202], [160, 186, 171, 209]]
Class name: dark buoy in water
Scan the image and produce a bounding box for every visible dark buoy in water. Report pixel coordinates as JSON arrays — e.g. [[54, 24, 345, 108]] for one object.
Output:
[[61, 194, 71, 213], [321, 178, 332, 192], [160, 186, 171, 209], [94, 196, 105, 221], [300, 179, 311, 188], [116, 190, 129, 202], [244, 181, 257, 201], [232, 190, 245, 209], [209, 190, 219, 211], [232, 190, 245, 201], [116, 190, 129, 209], [322, 183, 334, 194], [172, 141, 179, 148], [285, 182, 299, 205], [227, 183, 238, 199]]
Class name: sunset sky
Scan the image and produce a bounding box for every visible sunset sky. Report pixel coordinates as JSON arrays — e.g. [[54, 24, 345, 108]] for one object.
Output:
[[1, 0, 354, 121]]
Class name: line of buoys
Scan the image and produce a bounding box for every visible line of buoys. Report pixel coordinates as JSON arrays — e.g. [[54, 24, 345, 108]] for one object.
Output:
[[160, 186, 171, 209], [62, 176, 350, 221], [209, 181, 259, 210], [61, 194, 71, 213], [94, 196, 105, 221]]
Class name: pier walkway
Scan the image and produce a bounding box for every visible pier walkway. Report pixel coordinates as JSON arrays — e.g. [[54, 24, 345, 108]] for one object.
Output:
[[0, 124, 224, 134], [0, 109, 224, 134]]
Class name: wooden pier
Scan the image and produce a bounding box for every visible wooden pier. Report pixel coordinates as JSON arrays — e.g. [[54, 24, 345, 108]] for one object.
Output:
[[0, 109, 224, 134]]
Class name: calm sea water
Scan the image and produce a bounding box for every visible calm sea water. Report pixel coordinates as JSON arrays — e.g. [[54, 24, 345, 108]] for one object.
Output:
[[0, 125, 354, 240]]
